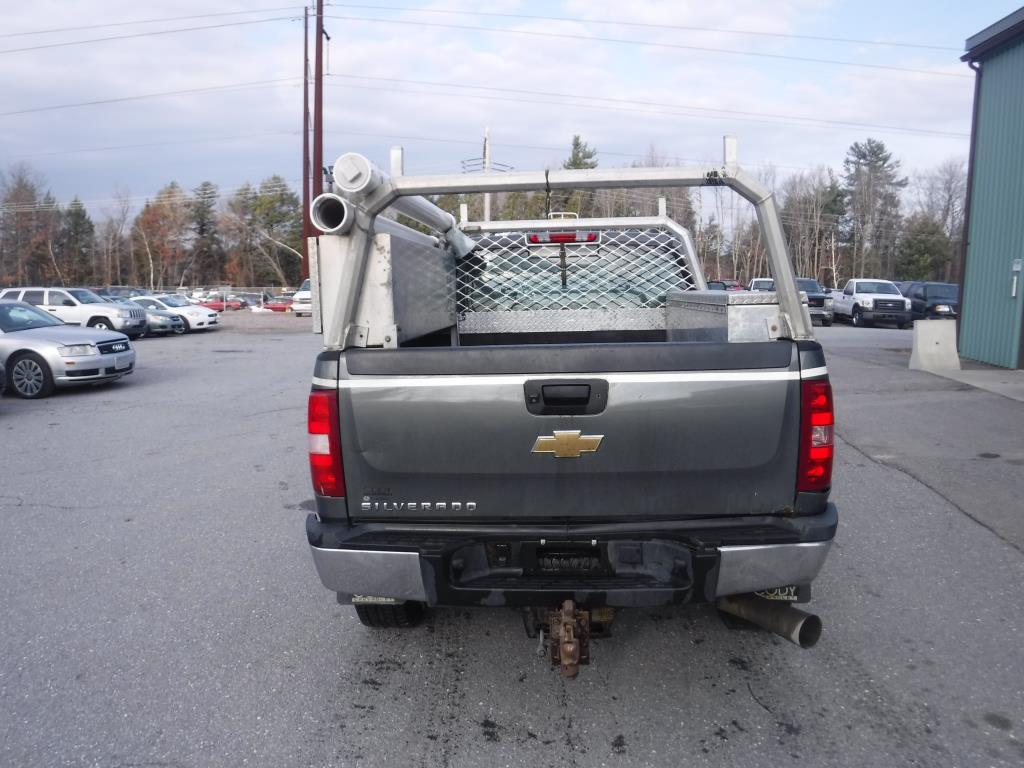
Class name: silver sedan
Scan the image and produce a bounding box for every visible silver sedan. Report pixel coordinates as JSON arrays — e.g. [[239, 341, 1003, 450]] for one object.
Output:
[[0, 300, 136, 398]]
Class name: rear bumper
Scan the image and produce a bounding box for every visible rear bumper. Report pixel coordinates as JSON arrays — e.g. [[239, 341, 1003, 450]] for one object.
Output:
[[306, 505, 837, 607]]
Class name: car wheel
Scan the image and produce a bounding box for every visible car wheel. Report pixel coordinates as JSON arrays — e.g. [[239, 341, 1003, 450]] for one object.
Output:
[[88, 318, 115, 330], [898, 322, 911, 330], [179, 316, 191, 333], [821, 319, 833, 327], [172, 323, 186, 335], [9, 353, 55, 399], [354, 601, 425, 628], [852, 307, 870, 327]]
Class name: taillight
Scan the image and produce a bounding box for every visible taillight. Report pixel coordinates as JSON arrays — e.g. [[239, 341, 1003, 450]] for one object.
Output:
[[527, 231, 598, 244], [798, 379, 834, 493], [308, 389, 345, 497]]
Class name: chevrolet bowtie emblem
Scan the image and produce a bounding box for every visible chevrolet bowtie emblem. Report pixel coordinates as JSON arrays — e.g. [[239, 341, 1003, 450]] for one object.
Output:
[[532, 430, 604, 458]]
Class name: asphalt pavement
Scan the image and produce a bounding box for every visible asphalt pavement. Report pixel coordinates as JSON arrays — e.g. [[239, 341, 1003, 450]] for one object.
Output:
[[0, 314, 1021, 767]]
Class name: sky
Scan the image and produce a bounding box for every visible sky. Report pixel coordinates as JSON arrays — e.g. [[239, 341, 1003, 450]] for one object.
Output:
[[1, 0, 1021, 219]]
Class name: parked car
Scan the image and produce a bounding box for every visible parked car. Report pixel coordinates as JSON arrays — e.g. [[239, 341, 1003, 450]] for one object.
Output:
[[715, 279, 744, 291], [106, 298, 186, 336], [198, 296, 247, 312], [291, 278, 312, 317], [795, 278, 834, 326], [92, 285, 149, 300], [264, 296, 293, 312], [748, 277, 774, 291], [902, 281, 960, 320], [130, 294, 220, 332], [0, 300, 135, 398], [831, 279, 911, 328], [893, 280, 914, 296], [0, 286, 147, 338]]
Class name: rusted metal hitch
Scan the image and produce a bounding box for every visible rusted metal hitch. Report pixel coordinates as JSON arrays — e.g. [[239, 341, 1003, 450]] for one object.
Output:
[[522, 602, 615, 677], [549, 600, 590, 677]]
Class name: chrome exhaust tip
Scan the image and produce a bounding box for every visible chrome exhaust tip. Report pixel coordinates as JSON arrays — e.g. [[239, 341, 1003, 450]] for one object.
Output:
[[717, 594, 822, 649]]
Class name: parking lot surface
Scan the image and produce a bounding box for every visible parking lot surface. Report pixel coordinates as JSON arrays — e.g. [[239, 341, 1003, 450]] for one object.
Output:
[[1, 316, 1022, 767]]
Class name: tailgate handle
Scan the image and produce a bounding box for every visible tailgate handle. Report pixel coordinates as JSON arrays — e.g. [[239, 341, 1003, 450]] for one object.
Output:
[[524, 379, 608, 415], [542, 384, 591, 406]]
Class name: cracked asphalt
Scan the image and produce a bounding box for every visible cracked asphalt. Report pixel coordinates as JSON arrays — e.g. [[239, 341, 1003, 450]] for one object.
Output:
[[1, 315, 1022, 767]]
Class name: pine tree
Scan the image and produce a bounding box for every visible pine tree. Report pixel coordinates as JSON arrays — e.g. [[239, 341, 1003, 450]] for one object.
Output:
[[562, 135, 598, 170], [56, 198, 95, 284], [187, 181, 224, 285], [842, 138, 907, 278]]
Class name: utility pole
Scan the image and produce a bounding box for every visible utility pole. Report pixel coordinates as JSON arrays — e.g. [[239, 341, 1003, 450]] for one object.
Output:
[[301, 5, 310, 279], [483, 127, 491, 222], [313, 0, 325, 199], [460, 128, 511, 222]]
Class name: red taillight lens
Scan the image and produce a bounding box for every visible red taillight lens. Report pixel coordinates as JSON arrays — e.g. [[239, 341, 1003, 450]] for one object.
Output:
[[527, 231, 598, 244], [798, 379, 834, 493], [548, 232, 578, 243], [308, 389, 345, 497]]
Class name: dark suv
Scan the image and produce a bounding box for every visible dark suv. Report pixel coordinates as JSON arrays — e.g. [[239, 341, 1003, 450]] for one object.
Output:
[[901, 282, 959, 320]]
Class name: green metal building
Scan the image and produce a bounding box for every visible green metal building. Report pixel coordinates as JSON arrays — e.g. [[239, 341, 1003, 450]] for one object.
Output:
[[960, 8, 1024, 369]]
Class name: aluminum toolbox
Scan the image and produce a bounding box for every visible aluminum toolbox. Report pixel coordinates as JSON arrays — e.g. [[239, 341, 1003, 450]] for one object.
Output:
[[667, 290, 808, 343]]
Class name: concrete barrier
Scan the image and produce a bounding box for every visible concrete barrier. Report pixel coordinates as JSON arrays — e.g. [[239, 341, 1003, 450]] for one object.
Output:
[[909, 320, 961, 371]]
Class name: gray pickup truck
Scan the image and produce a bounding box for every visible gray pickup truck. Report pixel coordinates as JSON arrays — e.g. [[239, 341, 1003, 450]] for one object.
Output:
[[302, 144, 836, 675]]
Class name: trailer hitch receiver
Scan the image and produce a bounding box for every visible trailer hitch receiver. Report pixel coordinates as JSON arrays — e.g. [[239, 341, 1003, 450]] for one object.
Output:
[[548, 600, 590, 677]]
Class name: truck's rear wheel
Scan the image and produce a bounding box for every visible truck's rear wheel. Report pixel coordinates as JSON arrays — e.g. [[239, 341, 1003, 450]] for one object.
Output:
[[354, 601, 425, 628]]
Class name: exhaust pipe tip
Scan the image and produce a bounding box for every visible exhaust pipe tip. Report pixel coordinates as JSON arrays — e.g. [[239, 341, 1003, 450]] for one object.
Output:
[[717, 594, 822, 649], [793, 612, 822, 649], [311, 193, 354, 234]]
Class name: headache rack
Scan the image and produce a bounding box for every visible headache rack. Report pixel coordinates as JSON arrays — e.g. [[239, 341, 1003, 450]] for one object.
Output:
[[455, 215, 704, 335], [307, 138, 813, 348]]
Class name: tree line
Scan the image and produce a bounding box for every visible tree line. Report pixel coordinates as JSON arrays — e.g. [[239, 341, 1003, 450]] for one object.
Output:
[[0, 135, 965, 291], [0, 168, 304, 290]]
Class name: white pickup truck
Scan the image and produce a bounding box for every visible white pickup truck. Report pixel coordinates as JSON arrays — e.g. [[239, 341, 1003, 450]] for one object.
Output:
[[831, 279, 911, 329]]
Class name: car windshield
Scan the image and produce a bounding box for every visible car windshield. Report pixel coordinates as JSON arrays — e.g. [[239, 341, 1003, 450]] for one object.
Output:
[[796, 279, 822, 293], [927, 283, 959, 300], [67, 288, 105, 304], [298, 279, 311, 292], [157, 295, 191, 307], [857, 281, 899, 295], [0, 302, 65, 332]]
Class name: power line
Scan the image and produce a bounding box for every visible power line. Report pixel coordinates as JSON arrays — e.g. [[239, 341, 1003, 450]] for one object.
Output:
[[323, 129, 818, 172], [0, 16, 300, 55], [327, 74, 970, 139], [8, 130, 301, 159], [0, 78, 302, 118], [326, 3, 960, 52], [0, 6, 306, 38], [324, 80, 969, 142], [323, 14, 971, 79]]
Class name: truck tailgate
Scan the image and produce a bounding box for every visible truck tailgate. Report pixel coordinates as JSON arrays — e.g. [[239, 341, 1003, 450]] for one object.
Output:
[[328, 342, 802, 522]]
